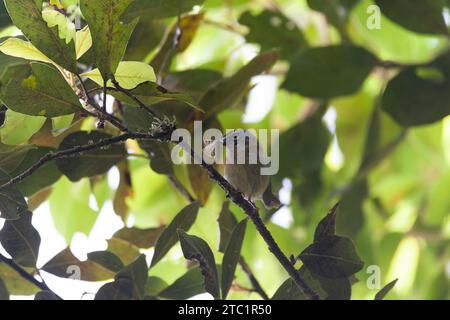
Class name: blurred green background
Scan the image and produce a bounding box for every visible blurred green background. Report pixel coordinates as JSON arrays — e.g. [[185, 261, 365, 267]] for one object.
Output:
[[0, 0, 449, 299]]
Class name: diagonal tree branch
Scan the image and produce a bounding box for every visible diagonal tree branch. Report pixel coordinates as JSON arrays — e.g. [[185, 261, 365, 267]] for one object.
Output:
[[92, 82, 320, 300], [2, 77, 320, 300], [166, 173, 269, 300], [0, 129, 174, 192]]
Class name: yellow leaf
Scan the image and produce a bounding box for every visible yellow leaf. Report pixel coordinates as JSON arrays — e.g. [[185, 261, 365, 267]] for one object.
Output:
[[42, 9, 76, 44], [50, 0, 64, 9], [0, 38, 54, 64], [82, 61, 156, 89], [75, 26, 92, 59]]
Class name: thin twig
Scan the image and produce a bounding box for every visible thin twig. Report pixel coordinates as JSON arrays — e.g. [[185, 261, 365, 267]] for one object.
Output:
[[111, 77, 162, 120], [168, 175, 196, 203], [0, 130, 173, 191], [0, 253, 59, 298], [239, 257, 269, 300], [76, 74, 128, 132]]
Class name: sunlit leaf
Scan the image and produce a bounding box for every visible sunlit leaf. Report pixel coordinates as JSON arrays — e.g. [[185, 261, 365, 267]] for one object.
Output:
[[83, 61, 156, 90], [0, 110, 46, 146], [0, 38, 53, 65], [4, 0, 77, 72], [75, 26, 92, 60]]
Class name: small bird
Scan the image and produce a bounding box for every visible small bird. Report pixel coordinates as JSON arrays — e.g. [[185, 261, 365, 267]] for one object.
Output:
[[204, 130, 281, 209]]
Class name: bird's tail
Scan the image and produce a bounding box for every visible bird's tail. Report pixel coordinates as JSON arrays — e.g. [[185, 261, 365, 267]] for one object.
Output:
[[262, 182, 281, 209]]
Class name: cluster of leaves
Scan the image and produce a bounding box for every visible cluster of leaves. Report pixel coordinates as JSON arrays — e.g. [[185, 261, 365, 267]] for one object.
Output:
[[0, 0, 449, 300]]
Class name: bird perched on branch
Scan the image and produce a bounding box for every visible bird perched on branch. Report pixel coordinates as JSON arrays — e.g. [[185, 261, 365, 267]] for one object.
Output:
[[204, 129, 281, 209]]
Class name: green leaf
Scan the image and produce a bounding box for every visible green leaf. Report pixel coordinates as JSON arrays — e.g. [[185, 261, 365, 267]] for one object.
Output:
[[375, 0, 448, 35], [177, 230, 220, 299], [0, 263, 39, 296], [55, 131, 127, 182], [41, 247, 118, 281], [4, 0, 77, 72], [49, 177, 98, 242], [0, 278, 9, 300], [95, 278, 134, 300], [87, 251, 124, 273], [0, 38, 54, 65], [123, 0, 205, 21], [107, 237, 141, 265], [80, 0, 139, 80], [163, 69, 223, 103], [0, 211, 40, 267], [34, 291, 60, 300], [382, 64, 450, 126], [217, 201, 237, 253], [375, 279, 398, 300], [114, 254, 148, 300], [94, 255, 148, 300], [307, 0, 359, 34], [0, 169, 28, 220], [299, 235, 364, 278], [0, 145, 34, 174], [75, 26, 92, 60], [277, 116, 331, 181], [200, 50, 279, 117], [187, 164, 212, 205], [8, 147, 62, 197], [0, 110, 46, 146], [282, 45, 376, 98], [239, 10, 308, 60], [150, 201, 200, 267], [336, 179, 368, 238], [42, 8, 76, 45], [0, 62, 82, 117], [142, 141, 174, 175], [158, 267, 206, 299], [145, 276, 168, 298], [314, 203, 339, 243], [125, 20, 165, 61], [113, 226, 166, 249], [221, 219, 247, 299], [112, 82, 202, 112], [122, 106, 174, 175], [272, 266, 326, 300], [307, 269, 351, 300], [82, 61, 156, 90]]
